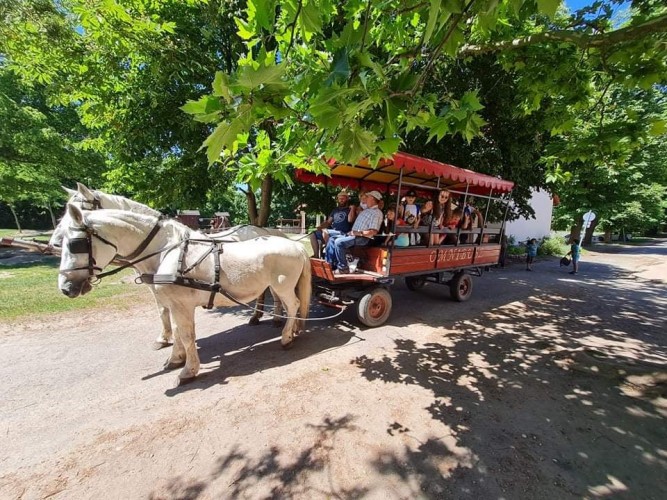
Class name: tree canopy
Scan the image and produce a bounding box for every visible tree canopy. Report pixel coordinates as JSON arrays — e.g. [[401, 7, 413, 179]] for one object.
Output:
[[0, 0, 665, 232]]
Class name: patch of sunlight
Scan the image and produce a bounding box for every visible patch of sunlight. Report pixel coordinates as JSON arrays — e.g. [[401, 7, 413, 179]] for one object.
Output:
[[625, 405, 663, 419], [573, 388, 592, 395], [457, 374, 483, 400], [610, 427, 627, 435], [578, 451, 589, 459], [588, 475, 628, 496], [467, 353, 497, 380]]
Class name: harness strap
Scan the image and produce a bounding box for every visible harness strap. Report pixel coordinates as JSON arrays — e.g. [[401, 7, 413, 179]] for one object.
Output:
[[121, 218, 163, 260]]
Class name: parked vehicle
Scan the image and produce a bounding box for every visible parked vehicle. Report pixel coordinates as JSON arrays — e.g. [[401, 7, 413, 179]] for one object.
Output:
[[296, 152, 514, 327]]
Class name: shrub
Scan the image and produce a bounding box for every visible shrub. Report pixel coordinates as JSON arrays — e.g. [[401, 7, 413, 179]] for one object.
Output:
[[538, 235, 568, 256]]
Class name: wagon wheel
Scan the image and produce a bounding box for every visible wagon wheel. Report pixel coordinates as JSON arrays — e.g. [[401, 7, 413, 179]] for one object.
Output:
[[450, 272, 473, 302], [357, 287, 392, 327], [405, 276, 426, 291]]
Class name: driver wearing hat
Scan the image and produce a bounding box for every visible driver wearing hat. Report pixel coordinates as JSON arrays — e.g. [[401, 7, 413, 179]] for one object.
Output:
[[310, 189, 356, 257], [325, 190, 384, 274]]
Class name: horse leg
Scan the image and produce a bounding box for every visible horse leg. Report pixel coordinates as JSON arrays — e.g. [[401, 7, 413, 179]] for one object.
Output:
[[164, 331, 186, 370], [248, 291, 264, 326], [273, 289, 299, 349], [172, 305, 200, 384], [149, 285, 172, 350], [270, 288, 284, 328]]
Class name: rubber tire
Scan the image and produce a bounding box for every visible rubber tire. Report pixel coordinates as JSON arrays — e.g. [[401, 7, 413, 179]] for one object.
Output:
[[357, 287, 392, 327], [405, 276, 426, 291], [450, 272, 473, 302]]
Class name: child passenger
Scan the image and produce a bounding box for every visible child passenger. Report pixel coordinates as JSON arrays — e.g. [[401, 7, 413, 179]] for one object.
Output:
[[383, 205, 410, 247]]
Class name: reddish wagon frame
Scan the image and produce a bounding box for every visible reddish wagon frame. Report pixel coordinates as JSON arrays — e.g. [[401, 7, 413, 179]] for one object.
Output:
[[295, 152, 514, 327]]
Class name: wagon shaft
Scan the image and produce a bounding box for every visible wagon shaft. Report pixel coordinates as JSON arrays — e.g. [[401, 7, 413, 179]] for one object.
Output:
[[0, 237, 60, 256]]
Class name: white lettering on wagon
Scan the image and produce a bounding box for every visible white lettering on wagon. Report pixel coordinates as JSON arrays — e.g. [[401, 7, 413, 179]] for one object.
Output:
[[432, 248, 474, 265]]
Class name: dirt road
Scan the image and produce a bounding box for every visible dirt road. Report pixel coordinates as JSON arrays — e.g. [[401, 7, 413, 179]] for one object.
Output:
[[1, 242, 666, 499]]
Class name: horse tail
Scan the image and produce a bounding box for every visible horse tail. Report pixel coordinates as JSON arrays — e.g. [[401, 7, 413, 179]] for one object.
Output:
[[296, 249, 312, 326]]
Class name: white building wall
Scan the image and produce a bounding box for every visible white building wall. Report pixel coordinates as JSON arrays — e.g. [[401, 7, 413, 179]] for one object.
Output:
[[505, 190, 553, 243]]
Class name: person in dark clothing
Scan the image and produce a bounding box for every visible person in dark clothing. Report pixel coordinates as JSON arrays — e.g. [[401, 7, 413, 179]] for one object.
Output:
[[310, 190, 357, 257]]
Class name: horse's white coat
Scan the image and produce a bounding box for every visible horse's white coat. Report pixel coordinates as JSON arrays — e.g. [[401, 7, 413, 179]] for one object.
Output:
[[58, 206, 311, 382], [52, 184, 289, 347]]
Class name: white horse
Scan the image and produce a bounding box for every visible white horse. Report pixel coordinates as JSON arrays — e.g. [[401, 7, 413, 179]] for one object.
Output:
[[57, 205, 312, 384], [51, 183, 289, 348]]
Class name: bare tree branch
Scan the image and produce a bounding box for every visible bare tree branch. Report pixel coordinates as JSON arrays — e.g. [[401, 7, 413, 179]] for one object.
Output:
[[458, 14, 667, 56]]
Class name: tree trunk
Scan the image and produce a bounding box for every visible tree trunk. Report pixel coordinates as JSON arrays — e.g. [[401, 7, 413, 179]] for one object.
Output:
[[604, 228, 612, 243], [47, 202, 57, 229], [257, 175, 274, 227], [8, 204, 22, 233], [583, 219, 598, 246], [245, 190, 259, 225]]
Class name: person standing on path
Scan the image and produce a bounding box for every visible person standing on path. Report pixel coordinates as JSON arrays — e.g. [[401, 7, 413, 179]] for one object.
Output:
[[526, 238, 538, 271], [567, 238, 581, 274]]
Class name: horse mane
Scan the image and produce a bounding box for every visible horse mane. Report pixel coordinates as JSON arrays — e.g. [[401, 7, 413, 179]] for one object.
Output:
[[87, 191, 162, 217]]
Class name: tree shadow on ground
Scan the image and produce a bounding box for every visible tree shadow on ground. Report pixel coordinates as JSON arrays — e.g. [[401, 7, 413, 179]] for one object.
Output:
[[160, 301, 361, 396], [149, 415, 368, 499], [350, 263, 667, 497]]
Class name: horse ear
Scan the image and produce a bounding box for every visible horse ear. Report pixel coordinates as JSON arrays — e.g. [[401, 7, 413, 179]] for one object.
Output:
[[63, 186, 77, 197], [76, 182, 96, 200], [67, 203, 85, 225]]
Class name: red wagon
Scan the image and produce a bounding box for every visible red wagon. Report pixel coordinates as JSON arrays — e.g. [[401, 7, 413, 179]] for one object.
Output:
[[296, 152, 514, 327]]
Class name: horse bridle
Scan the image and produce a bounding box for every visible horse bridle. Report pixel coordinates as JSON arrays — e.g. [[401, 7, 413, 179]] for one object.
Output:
[[59, 224, 118, 278], [59, 218, 164, 280]]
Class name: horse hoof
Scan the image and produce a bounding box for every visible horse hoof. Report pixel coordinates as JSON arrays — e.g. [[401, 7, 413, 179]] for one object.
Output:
[[164, 360, 186, 370], [175, 375, 196, 387], [281, 340, 294, 350], [152, 341, 172, 351], [248, 316, 260, 326]]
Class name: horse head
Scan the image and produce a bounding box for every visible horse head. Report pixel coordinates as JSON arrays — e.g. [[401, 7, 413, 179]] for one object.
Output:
[[57, 204, 121, 298], [50, 183, 162, 248]]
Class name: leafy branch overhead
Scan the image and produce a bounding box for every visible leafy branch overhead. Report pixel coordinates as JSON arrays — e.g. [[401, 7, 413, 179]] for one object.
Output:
[[183, 0, 667, 174]]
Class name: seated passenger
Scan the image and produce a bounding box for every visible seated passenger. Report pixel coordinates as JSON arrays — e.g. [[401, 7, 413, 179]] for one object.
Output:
[[310, 190, 356, 257], [383, 205, 410, 247], [417, 199, 435, 245], [437, 208, 463, 245], [459, 200, 484, 244], [325, 190, 384, 274], [399, 190, 420, 245]]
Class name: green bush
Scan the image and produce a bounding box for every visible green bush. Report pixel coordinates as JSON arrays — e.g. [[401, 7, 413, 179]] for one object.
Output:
[[538, 235, 568, 256]]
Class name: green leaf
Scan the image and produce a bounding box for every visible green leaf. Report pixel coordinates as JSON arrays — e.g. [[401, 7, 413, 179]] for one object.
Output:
[[377, 137, 401, 154], [212, 71, 232, 102], [201, 119, 244, 164], [424, 0, 441, 46], [180, 95, 222, 115], [536, 0, 560, 20], [339, 125, 376, 162], [649, 120, 666, 136], [300, 2, 322, 35], [357, 52, 385, 79], [250, 0, 274, 31], [460, 91, 484, 112], [236, 63, 286, 91], [309, 103, 341, 129], [325, 48, 350, 86], [234, 17, 255, 40]]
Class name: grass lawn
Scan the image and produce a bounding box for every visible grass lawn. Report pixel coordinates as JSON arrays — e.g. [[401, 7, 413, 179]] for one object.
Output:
[[0, 257, 148, 321]]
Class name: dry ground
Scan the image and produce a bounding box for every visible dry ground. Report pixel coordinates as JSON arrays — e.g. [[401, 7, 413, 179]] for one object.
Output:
[[1, 241, 666, 499]]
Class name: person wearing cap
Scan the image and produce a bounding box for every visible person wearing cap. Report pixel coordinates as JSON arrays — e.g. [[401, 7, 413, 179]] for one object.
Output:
[[325, 190, 384, 274], [310, 190, 356, 257]]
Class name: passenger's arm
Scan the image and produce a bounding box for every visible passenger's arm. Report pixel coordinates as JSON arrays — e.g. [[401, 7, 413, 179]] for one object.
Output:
[[316, 216, 333, 231], [348, 205, 357, 223]]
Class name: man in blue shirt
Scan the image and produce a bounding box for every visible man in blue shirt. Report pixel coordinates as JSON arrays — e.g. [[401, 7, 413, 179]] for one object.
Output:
[[310, 190, 356, 257], [325, 190, 384, 274]]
